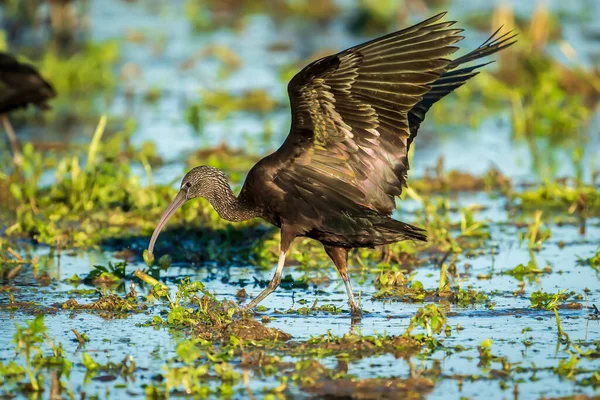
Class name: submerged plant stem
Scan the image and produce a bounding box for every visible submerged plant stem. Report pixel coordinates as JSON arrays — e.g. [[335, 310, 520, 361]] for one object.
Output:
[[554, 308, 569, 343], [24, 353, 39, 391]]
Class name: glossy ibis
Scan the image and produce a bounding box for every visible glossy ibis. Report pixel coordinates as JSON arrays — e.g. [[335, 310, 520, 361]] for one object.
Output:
[[148, 13, 516, 316], [0, 52, 56, 166]]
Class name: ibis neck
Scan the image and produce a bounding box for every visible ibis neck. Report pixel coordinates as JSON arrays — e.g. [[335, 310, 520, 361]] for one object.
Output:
[[206, 181, 259, 222]]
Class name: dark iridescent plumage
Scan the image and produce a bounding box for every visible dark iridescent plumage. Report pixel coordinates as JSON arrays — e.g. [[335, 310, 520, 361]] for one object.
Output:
[[0, 52, 56, 164], [149, 13, 516, 316], [0, 52, 56, 114]]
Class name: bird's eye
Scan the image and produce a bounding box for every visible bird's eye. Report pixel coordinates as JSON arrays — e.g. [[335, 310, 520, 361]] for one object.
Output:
[[185, 182, 192, 188]]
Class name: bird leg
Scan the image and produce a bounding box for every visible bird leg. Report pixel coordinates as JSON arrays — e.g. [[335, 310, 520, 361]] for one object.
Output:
[[245, 250, 286, 311], [245, 229, 295, 311], [1, 114, 23, 167], [324, 246, 361, 317]]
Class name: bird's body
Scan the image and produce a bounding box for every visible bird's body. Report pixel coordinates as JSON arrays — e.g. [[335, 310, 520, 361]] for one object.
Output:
[[237, 155, 425, 248], [0, 53, 56, 113], [0, 52, 56, 165], [148, 13, 516, 316]]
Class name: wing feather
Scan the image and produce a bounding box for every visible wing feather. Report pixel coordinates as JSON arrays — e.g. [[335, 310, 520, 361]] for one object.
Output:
[[260, 13, 515, 231], [407, 28, 517, 141]]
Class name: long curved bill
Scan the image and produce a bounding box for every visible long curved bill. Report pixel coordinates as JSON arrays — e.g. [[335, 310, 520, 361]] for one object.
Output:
[[148, 190, 187, 258]]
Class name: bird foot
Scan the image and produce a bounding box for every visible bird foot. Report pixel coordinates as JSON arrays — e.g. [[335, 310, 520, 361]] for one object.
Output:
[[350, 305, 362, 319], [241, 306, 258, 316]]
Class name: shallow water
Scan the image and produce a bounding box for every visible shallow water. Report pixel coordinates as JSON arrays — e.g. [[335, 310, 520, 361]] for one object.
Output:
[[2, 0, 600, 398], [1, 213, 599, 398]]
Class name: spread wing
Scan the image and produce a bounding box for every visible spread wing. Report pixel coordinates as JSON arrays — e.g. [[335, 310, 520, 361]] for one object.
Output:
[[408, 27, 517, 141], [269, 12, 514, 223], [0, 52, 56, 114]]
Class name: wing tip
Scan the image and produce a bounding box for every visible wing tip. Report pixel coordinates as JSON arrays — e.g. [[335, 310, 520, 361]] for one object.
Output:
[[416, 11, 454, 29], [430, 11, 448, 21]]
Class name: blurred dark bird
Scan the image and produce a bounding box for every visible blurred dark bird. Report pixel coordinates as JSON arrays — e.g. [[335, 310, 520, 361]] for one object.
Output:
[[0, 52, 56, 166], [148, 13, 516, 316]]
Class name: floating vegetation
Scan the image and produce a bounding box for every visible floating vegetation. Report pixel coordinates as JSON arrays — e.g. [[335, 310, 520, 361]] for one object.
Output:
[[503, 258, 551, 282], [186, 88, 279, 124], [530, 290, 573, 342], [305, 376, 435, 399], [40, 41, 120, 97], [62, 284, 140, 312], [184, 0, 339, 31], [373, 267, 490, 308], [578, 247, 600, 275], [142, 276, 292, 342], [515, 180, 600, 217], [81, 261, 127, 286], [410, 164, 511, 194], [407, 304, 447, 339], [2, 315, 72, 394]]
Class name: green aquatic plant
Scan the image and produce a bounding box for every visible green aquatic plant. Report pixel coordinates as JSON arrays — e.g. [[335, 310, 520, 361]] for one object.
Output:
[[81, 352, 136, 384], [7, 142, 44, 214], [407, 304, 447, 339], [530, 290, 571, 342], [375, 270, 409, 288], [479, 58, 593, 142], [162, 352, 210, 397], [184, 0, 337, 31], [81, 353, 99, 372], [84, 261, 127, 285], [2, 116, 264, 250], [409, 164, 511, 195], [590, 249, 600, 270], [412, 196, 459, 254], [504, 252, 551, 283], [555, 355, 580, 380], [571, 341, 600, 360], [41, 40, 119, 94], [453, 287, 490, 307], [519, 210, 551, 251], [438, 263, 451, 295], [408, 191, 495, 259], [579, 372, 600, 388], [372, 271, 425, 302], [142, 275, 291, 342], [373, 265, 489, 307], [477, 338, 494, 368], [145, 336, 248, 397], [190, 88, 279, 121], [184, 103, 205, 134], [347, 0, 403, 33], [459, 207, 490, 239], [577, 246, 600, 275], [149, 276, 228, 324], [39, 40, 120, 119], [516, 180, 600, 217], [12, 314, 46, 391], [163, 278, 229, 328], [0, 361, 26, 391], [62, 286, 139, 312], [284, 302, 343, 316], [2, 315, 72, 396]]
